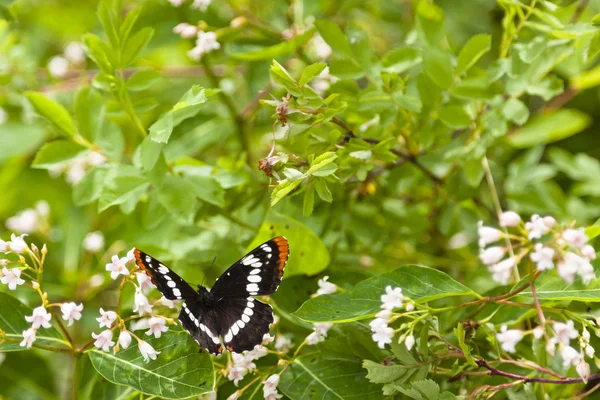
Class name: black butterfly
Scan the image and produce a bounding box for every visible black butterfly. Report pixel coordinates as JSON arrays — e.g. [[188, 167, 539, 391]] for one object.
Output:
[[133, 237, 289, 354]]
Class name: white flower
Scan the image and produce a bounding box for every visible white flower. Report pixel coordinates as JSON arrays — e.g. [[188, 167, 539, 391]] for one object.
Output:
[[83, 231, 104, 253], [159, 296, 177, 309], [381, 286, 403, 310], [145, 317, 168, 338], [375, 309, 392, 322], [0, 239, 9, 252], [245, 344, 268, 360], [543, 216, 557, 228], [66, 160, 86, 184], [25, 306, 52, 329], [546, 338, 557, 356], [489, 257, 516, 285], [9, 234, 28, 253], [126, 248, 136, 263], [553, 320, 578, 345], [87, 151, 107, 166], [262, 333, 274, 345], [563, 228, 588, 249], [35, 201, 50, 217], [105, 255, 129, 280], [230, 16, 246, 28], [560, 345, 582, 367], [168, 0, 184, 5], [60, 302, 83, 326], [499, 211, 521, 227], [173, 23, 198, 39], [134, 287, 153, 315], [0, 107, 6, 125], [191, 0, 211, 11], [20, 327, 36, 348], [188, 31, 220, 61], [227, 391, 241, 400], [306, 323, 333, 345], [92, 329, 115, 352], [129, 318, 151, 331], [497, 325, 523, 353], [274, 335, 293, 352], [405, 334, 415, 351], [1, 267, 25, 290], [371, 323, 394, 349], [227, 353, 256, 385], [309, 34, 332, 60], [479, 247, 506, 265], [6, 209, 39, 233], [369, 318, 388, 332], [118, 330, 132, 349], [64, 42, 86, 64], [405, 302, 415, 311], [478, 221, 502, 247], [48, 56, 69, 78], [530, 244, 555, 271], [316, 276, 337, 295], [263, 374, 282, 400], [558, 252, 595, 284], [576, 360, 590, 383], [581, 245, 596, 260], [138, 340, 160, 362], [525, 214, 550, 240], [585, 344, 595, 359], [532, 326, 544, 339], [136, 272, 156, 294], [96, 308, 118, 328]]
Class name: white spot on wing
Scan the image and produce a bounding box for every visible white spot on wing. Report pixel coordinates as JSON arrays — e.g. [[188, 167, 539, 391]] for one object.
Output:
[[244, 308, 254, 316], [241, 314, 250, 323], [250, 269, 261, 275], [237, 320, 245, 329], [158, 266, 169, 274], [246, 283, 259, 292], [231, 324, 239, 335], [167, 280, 176, 288], [251, 262, 262, 268], [248, 275, 261, 283]]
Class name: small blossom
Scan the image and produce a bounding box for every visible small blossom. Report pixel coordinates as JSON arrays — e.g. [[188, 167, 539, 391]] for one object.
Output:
[[405, 334, 415, 351], [499, 211, 521, 227], [543, 216, 557, 228], [20, 327, 36, 348], [129, 318, 151, 331], [553, 320, 578, 345], [83, 231, 104, 253], [558, 252, 595, 284], [479, 246, 506, 265], [118, 330, 132, 349], [274, 335, 293, 352], [405, 302, 415, 312], [168, 0, 184, 5], [375, 309, 392, 322], [87, 151, 107, 166], [371, 322, 394, 349], [560, 345, 582, 367], [136, 272, 156, 294], [478, 221, 502, 247], [48, 56, 69, 78], [138, 340, 160, 362], [262, 333, 274, 345], [173, 23, 198, 39], [230, 16, 246, 28], [581, 245, 596, 260], [381, 286, 403, 310], [92, 329, 115, 352], [530, 244, 555, 271], [25, 306, 52, 329], [60, 302, 83, 326], [546, 338, 557, 356], [306, 323, 333, 345], [532, 326, 544, 340], [134, 287, 153, 315], [64, 42, 86, 64], [246, 345, 268, 360], [0, 239, 9, 252], [159, 296, 177, 309], [489, 257, 516, 285], [9, 234, 28, 253], [96, 308, 118, 328], [309, 34, 332, 60], [105, 255, 129, 280], [66, 161, 86, 184], [563, 228, 588, 249], [316, 276, 337, 295], [576, 360, 590, 383], [1, 267, 25, 290], [126, 248, 136, 263], [585, 344, 595, 359], [525, 215, 550, 240], [145, 317, 168, 338], [227, 392, 241, 400], [6, 209, 39, 233], [497, 325, 523, 353], [191, 0, 211, 11], [188, 31, 220, 61], [263, 374, 282, 400]]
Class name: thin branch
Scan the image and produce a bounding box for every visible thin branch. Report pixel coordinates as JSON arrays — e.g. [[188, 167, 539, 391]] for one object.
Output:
[[477, 359, 597, 384], [570, 0, 590, 24]]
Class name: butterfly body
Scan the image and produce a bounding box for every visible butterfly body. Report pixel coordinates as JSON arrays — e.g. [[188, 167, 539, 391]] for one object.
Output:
[[133, 236, 288, 354]]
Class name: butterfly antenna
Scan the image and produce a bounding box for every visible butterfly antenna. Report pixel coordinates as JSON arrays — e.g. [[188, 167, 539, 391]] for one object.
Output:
[[199, 256, 217, 288]]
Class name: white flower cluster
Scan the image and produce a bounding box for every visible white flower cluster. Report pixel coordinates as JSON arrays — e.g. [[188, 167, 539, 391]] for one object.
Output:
[[0, 233, 29, 256], [48, 151, 107, 185], [478, 211, 597, 285], [263, 374, 282, 400], [6, 201, 50, 234], [187, 31, 221, 61], [368, 286, 414, 349], [225, 341, 270, 385], [315, 275, 337, 296], [305, 322, 333, 345], [168, 0, 211, 11], [20, 303, 83, 348], [47, 42, 86, 78]]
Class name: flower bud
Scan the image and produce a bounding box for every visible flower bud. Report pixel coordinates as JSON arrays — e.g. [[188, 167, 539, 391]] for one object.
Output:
[[499, 211, 521, 227], [405, 335, 415, 351], [576, 361, 590, 383], [543, 216, 557, 229], [477, 221, 502, 247], [479, 246, 506, 265], [32, 281, 40, 290]]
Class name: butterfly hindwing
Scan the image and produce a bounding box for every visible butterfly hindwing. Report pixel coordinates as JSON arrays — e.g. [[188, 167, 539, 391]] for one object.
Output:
[[210, 236, 289, 298], [178, 302, 222, 354], [216, 296, 274, 353], [133, 249, 196, 300]]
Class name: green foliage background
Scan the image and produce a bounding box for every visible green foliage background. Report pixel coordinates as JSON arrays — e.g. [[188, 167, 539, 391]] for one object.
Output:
[[2, 0, 600, 398]]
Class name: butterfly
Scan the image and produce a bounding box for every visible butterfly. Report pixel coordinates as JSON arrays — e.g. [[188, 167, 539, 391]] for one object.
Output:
[[133, 236, 289, 354]]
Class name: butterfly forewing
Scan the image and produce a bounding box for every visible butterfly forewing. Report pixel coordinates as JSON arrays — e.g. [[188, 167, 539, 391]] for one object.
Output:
[[133, 249, 197, 300], [210, 236, 289, 298]]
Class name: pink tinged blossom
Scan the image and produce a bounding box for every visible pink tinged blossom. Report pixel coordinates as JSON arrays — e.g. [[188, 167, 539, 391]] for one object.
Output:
[[525, 215, 550, 240], [227, 391, 241, 400], [145, 317, 168, 338], [562, 228, 588, 249], [581, 245, 596, 260], [497, 325, 523, 353], [96, 308, 117, 328], [0, 239, 9, 252], [316, 276, 337, 295], [499, 211, 521, 227], [226, 365, 249, 386], [9, 234, 28, 253], [263, 374, 282, 400], [134, 287, 153, 315], [136, 272, 156, 294], [92, 329, 115, 352], [479, 246, 505, 265], [138, 340, 160, 362], [262, 333, 274, 345], [105, 255, 129, 280], [118, 330, 132, 349], [173, 23, 198, 39], [558, 252, 595, 284], [1, 267, 25, 290], [274, 335, 293, 352], [381, 286, 403, 310], [246, 345, 268, 360], [489, 257, 516, 285], [577, 360, 591, 383], [60, 302, 83, 326], [159, 296, 177, 309], [530, 244, 555, 271], [553, 320, 578, 345], [546, 338, 557, 356], [25, 306, 52, 329], [560, 345, 582, 368], [126, 248, 136, 263], [405, 334, 415, 351], [20, 327, 36, 348]]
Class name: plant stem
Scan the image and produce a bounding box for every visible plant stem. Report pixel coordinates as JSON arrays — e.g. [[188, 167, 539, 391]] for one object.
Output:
[[72, 353, 82, 400], [50, 308, 74, 346]]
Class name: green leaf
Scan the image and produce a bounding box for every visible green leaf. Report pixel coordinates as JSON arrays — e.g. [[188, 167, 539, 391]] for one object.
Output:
[[0, 123, 46, 164], [137, 136, 163, 171], [0, 292, 67, 351], [270, 179, 303, 207], [508, 109, 592, 148], [88, 330, 214, 399], [315, 178, 332, 202], [397, 379, 440, 400], [415, 1, 445, 47], [98, 166, 149, 212], [121, 27, 153, 67], [279, 354, 383, 400], [455, 34, 491, 75], [294, 265, 478, 323], [423, 49, 453, 89], [186, 175, 226, 208], [247, 212, 329, 276], [303, 184, 315, 216], [149, 86, 212, 143], [438, 106, 471, 128], [83, 33, 115, 73], [31, 140, 89, 168], [502, 97, 530, 125], [119, 5, 141, 44], [454, 323, 476, 367], [299, 62, 327, 87], [228, 28, 314, 61], [75, 87, 105, 142], [363, 360, 410, 384], [315, 20, 354, 59], [382, 47, 422, 73], [73, 167, 109, 206], [127, 69, 161, 91], [307, 152, 338, 175], [269, 60, 302, 96], [26, 92, 77, 138], [97, 0, 120, 49], [88, 375, 136, 400], [0, 351, 60, 400], [156, 175, 197, 223]]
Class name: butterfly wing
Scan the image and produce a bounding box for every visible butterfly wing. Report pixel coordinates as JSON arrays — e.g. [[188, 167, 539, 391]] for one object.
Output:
[[179, 302, 223, 354], [133, 249, 197, 300], [216, 296, 274, 353], [210, 236, 289, 298]]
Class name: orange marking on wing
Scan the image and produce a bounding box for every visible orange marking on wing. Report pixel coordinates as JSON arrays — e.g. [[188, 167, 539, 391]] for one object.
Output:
[[133, 248, 155, 283], [272, 236, 289, 272], [218, 346, 224, 354], [226, 345, 233, 352]]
